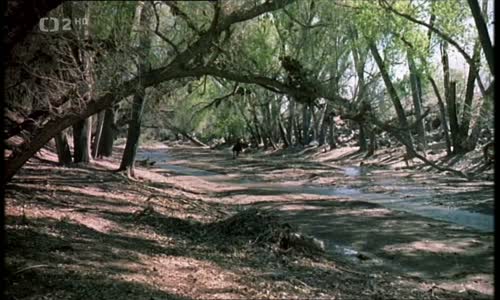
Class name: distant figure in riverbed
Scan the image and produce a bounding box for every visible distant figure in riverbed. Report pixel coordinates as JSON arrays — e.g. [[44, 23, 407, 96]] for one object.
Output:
[[232, 139, 248, 159]]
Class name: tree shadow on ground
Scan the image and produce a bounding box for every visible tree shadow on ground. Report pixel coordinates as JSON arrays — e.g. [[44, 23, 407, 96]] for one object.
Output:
[[5, 164, 390, 299], [12, 163, 128, 186], [6, 156, 494, 299], [5, 270, 190, 300], [4, 215, 193, 300], [247, 199, 494, 281], [7, 183, 141, 211], [101, 207, 384, 297], [6, 184, 493, 299], [110, 201, 494, 299], [321, 148, 365, 163], [429, 189, 494, 215]]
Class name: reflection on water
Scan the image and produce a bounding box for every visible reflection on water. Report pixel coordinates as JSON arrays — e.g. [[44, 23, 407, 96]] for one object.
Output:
[[382, 201, 494, 233], [333, 244, 358, 256], [342, 166, 367, 177], [156, 163, 218, 177], [290, 184, 493, 233], [136, 150, 494, 233]]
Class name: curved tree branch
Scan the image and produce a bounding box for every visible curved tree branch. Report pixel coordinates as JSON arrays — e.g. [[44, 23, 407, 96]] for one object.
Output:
[[4, 0, 298, 182], [187, 66, 352, 109], [152, 2, 180, 55]]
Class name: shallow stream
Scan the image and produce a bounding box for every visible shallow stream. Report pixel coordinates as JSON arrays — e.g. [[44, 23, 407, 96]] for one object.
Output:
[[137, 150, 494, 233]]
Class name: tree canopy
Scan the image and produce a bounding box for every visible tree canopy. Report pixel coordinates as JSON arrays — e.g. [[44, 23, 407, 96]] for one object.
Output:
[[4, 0, 494, 181]]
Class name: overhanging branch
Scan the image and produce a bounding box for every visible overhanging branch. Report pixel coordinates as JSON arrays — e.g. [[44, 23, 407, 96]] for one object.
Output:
[[187, 66, 352, 109], [5, 0, 298, 182]]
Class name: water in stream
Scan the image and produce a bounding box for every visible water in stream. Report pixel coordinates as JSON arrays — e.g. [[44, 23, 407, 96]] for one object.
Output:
[[137, 150, 494, 233]]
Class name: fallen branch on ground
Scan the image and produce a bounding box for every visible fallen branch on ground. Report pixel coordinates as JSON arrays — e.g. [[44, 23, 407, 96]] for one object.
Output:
[[13, 264, 52, 275]]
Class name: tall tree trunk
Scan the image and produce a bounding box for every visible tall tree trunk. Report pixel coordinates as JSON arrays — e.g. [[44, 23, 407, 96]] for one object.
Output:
[[429, 76, 452, 155], [408, 52, 426, 150], [349, 25, 367, 106], [54, 130, 72, 165], [316, 103, 328, 146], [119, 93, 146, 175], [447, 82, 461, 153], [92, 111, 106, 158], [461, 0, 490, 152], [368, 41, 414, 156], [270, 97, 281, 143], [287, 98, 295, 145], [467, 0, 494, 74], [278, 114, 290, 147], [97, 107, 118, 157], [119, 1, 151, 176], [318, 105, 331, 146], [267, 136, 278, 150], [465, 95, 492, 150], [318, 121, 327, 146], [261, 125, 271, 149], [257, 98, 270, 148], [311, 105, 319, 142], [302, 103, 311, 145], [251, 107, 263, 146], [261, 98, 276, 148], [64, 1, 94, 164], [459, 40, 481, 151], [328, 116, 337, 150], [294, 112, 302, 145], [366, 127, 376, 157], [236, 100, 255, 142], [73, 117, 92, 163], [358, 123, 367, 151], [441, 43, 461, 153]]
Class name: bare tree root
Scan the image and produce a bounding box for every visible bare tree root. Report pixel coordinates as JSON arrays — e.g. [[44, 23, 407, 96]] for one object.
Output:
[[114, 168, 140, 182]]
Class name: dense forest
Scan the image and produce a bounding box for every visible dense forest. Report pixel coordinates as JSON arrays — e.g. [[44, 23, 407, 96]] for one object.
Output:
[[4, 0, 494, 299]]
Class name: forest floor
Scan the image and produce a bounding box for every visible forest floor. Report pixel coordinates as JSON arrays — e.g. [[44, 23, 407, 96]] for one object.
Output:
[[4, 140, 494, 299]]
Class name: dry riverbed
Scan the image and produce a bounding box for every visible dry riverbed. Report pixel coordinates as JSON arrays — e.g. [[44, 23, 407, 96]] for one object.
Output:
[[4, 141, 494, 299]]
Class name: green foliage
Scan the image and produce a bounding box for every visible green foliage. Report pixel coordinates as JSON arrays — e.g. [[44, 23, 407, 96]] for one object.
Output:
[[431, 0, 470, 39], [90, 0, 491, 145], [212, 111, 247, 140], [90, 2, 137, 40]]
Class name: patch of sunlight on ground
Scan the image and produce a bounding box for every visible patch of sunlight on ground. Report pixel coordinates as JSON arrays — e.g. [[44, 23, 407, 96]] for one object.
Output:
[[383, 238, 482, 254]]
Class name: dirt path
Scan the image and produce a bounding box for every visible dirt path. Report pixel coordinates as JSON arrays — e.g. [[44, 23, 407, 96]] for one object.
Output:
[[4, 142, 494, 299]]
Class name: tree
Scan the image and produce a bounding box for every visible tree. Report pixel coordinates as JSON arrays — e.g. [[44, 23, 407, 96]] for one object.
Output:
[[368, 40, 414, 156], [466, 0, 494, 74], [6, 0, 493, 183], [54, 130, 72, 165], [118, 2, 154, 176], [97, 107, 119, 157], [63, 2, 95, 164], [4, 0, 298, 182]]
